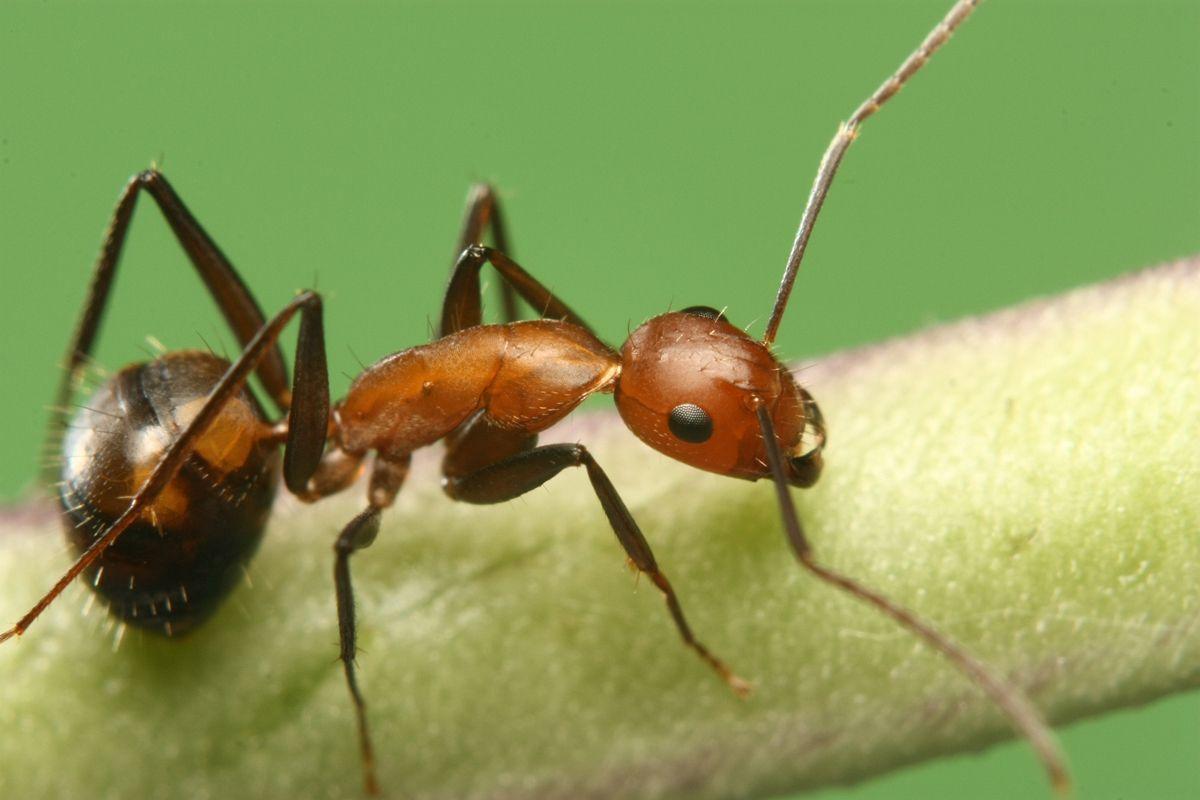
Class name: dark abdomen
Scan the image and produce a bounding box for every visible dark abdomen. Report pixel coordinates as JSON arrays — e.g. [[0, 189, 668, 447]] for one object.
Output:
[[58, 351, 280, 636]]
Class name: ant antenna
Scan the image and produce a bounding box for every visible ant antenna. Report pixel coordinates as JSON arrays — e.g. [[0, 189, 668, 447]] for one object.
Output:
[[752, 401, 1070, 793], [763, 0, 981, 345]]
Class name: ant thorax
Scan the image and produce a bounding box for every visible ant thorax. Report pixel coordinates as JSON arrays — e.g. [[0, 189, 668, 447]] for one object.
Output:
[[335, 319, 620, 457]]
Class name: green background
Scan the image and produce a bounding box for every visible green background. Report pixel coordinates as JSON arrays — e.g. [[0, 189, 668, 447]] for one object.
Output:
[[0, 1, 1196, 798]]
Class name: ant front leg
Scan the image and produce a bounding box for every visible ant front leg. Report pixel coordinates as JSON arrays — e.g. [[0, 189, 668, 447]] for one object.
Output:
[[752, 400, 1070, 792], [444, 442, 752, 697]]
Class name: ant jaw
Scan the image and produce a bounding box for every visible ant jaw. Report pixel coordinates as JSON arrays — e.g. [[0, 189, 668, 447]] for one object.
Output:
[[788, 450, 823, 488]]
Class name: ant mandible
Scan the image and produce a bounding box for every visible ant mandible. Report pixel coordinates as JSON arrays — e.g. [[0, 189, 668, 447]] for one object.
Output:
[[3, 0, 1069, 796]]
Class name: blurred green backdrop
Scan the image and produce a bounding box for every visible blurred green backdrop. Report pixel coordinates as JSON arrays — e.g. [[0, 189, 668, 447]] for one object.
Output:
[[0, 1, 1196, 798]]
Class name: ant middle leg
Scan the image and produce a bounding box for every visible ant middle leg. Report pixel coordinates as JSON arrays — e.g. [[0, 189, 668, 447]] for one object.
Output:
[[454, 183, 519, 325], [441, 245, 593, 337], [443, 441, 752, 697]]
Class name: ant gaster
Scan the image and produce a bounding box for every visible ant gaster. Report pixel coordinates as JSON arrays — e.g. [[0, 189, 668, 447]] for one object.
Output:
[[3, 0, 1069, 795]]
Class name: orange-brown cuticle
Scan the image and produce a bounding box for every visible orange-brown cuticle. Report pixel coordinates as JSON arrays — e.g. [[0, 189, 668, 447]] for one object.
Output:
[[615, 311, 806, 480]]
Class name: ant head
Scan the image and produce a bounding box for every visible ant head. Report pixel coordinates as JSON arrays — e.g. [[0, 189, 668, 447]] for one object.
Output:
[[615, 307, 822, 486]]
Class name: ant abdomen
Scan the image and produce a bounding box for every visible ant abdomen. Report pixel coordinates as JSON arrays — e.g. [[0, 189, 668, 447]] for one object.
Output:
[[59, 351, 280, 636]]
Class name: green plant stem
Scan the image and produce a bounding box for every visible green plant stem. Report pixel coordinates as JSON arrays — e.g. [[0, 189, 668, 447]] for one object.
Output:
[[1, 258, 1197, 800]]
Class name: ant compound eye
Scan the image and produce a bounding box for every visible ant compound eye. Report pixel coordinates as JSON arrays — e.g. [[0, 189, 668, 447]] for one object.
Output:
[[668, 403, 714, 443], [681, 306, 726, 322]]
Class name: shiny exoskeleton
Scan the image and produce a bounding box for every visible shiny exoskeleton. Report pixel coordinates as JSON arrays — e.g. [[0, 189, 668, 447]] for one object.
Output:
[[60, 352, 280, 636], [3, 1, 1069, 797]]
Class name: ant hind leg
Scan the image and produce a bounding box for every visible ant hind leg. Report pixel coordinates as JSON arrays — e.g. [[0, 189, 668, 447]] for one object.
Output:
[[3, 291, 327, 644], [48, 171, 293, 486], [330, 452, 410, 798], [333, 506, 384, 798]]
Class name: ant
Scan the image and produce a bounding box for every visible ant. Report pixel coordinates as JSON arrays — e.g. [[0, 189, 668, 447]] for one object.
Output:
[[3, 0, 1069, 796]]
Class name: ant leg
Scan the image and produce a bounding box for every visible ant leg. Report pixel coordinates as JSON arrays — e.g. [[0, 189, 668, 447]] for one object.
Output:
[[334, 507, 383, 797], [292, 447, 366, 503], [48, 170, 291, 481], [752, 401, 1071, 793], [444, 443, 751, 697], [281, 292, 329, 495], [2, 291, 326, 644], [332, 453, 410, 798], [441, 408, 538, 479], [440, 245, 594, 338], [454, 183, 519, 326]]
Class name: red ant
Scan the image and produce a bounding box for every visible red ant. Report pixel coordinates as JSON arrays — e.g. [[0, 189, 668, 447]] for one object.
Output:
[[3, 0, 1068, 795]]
